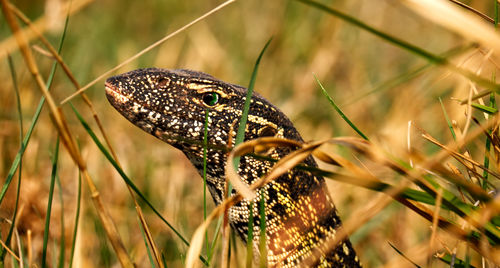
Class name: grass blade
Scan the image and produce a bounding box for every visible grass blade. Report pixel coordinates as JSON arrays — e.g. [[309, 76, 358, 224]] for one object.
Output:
[[295, 0, 500, 94], [229, 38, 273, 197], [234, 38, 273, 156], [139, 215, 157, 268], [203, 109, 209, 258], [259, 190, 267, 268], [41, 138, 60, 268], [207, 217, 222, 263], [315, 74, 369, 140], [388, 242, 421, 268], [224, 37, 272, 265], [295, 0, 443, 61], [250, 149, 497, 228], [439, 253, 477, 268], [0, 0, 70, 206], [471, 103, 498, 114], [495, 0, 499, 27], [1, 55, 24, 263], [56, 173, 65, 268], [344, 44, 476, 106], [482, 90, 496, 189], [439, 97, 457, 140], [68, 171, 82, 268], [0, 45, 64, 207], [70, 104, 209, 266], [246, 202, 254, 268]]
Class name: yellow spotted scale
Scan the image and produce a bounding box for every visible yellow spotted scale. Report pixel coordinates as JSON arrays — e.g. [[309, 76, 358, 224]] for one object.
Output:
[[105, 68, 361, 267]]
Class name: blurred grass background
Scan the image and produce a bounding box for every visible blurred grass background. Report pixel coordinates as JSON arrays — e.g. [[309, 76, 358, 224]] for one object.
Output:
[[0, 0, 498, 267]]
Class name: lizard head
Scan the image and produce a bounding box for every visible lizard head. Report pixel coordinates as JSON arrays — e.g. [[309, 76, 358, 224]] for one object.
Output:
[[105, 68, 298, 157]]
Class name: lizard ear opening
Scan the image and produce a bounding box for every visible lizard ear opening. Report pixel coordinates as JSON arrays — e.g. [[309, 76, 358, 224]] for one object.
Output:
[[258, 125, 277, 137], [158, 78, 169, 87]]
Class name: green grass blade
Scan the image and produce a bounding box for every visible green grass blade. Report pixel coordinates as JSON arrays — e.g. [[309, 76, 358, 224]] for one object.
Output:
[[56, 11, 71, 267], [0, 92, 44, 206], [207, 215, 223, 263], [345, 63, 432, 107], [162, 253, 168, 268], [56, 174, 65, 268], [470, 103, 498, 114], [295, 0, 443, 62], [0, 13, 69, 206], [68, 170, 82, 268], [248, 152, 487, 216], [415, 175, 499, 243], [259, 190, 267, 268], [56, 10, 70, 267], [1, 55, 24, 263], [227, 38, 272, 265], [229, 230, 238, 266], [283, 158, 500, 241], [483, 82, 496, 189], [233, 37, 273, 169], [69, 104, 209, 266], [439, 253, 476, 268], [249, 151, 498, 246], [246, 201, 254, 268], [42, 138, 60, 268], [295, 0, 500, 94], [138, 215, 157, 268], [388, 242, 421, 268], [495, 0, 499, 27], [315, 74, 369, 140], [439, 97, 457, 140], [464, 247, 471, 268], [203, 109, 209, 257], [344, 44, 475, 106]]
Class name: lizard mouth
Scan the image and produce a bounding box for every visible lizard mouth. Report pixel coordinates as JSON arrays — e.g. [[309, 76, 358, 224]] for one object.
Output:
[[104, 80, 145, 129], [105, 81, 131, 105], [105, 80, 186, 140], [104, 77, 209, 151]]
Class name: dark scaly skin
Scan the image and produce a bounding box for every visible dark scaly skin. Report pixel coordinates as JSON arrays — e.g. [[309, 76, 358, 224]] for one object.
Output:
[[105, 68, 361, 267]]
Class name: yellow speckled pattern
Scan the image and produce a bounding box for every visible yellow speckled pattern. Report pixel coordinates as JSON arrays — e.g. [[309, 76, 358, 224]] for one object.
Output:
[[105, 68, 361, 267]]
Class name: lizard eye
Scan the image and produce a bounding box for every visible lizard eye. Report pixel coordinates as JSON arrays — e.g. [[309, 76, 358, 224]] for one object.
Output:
[[202, 92, 220, 106]]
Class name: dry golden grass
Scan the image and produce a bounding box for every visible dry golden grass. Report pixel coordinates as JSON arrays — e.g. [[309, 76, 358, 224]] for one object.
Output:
[[0, 0, 499, 267]]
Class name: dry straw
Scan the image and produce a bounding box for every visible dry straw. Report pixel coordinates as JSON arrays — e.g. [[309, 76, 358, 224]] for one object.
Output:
[[403, 0, 500, 53], [0, 0, 94, 60], [185, 113, 500, 266]]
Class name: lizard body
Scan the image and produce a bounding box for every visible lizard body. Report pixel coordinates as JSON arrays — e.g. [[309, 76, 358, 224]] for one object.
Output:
[[105, 68, 361, 267]]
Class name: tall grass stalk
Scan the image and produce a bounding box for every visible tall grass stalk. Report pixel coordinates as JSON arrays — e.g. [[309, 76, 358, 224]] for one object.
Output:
[[0, 55, 23, 264], [70, 104, 210, 266], [203, 109, 209, 258], [68, 171, 82, 268], [315, 74, 369, 140], [245, 201, 254, 268], [56, 172, 65, 268], [41, 138, 60, 268]]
